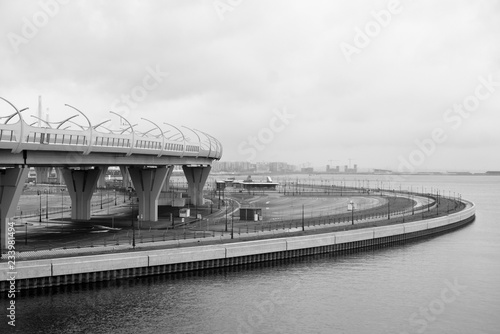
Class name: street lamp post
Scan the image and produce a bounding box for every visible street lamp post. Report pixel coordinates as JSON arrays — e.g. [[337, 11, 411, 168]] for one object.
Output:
[[231, 200, 234, 239], [387, 197, 390, 220], [210, 186, 214, 213], [436, 190, 439, 216], [131, 204, 135, 249], [38, 190, 42, 222], [61, 188, 64, 221], [350, 200, 354, 225], [301, 204, 305, 231], [411, 186, 414, 215], [45, 189, 48, 220], [114, 189, 117, 205], [100, 187, 103, 209], [225, 199, 228, 232]]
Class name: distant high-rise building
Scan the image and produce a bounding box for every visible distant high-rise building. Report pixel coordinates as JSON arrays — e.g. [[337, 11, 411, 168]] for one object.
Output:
[[270, 162, 290, 173], [212, 161, 254, 173], [326, 165, 340, 173], [345, 164, 358, 173], [212, 161, 297, 173]]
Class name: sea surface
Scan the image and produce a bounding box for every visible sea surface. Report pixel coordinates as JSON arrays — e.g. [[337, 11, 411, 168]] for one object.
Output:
[[2, 175, 499, 334]]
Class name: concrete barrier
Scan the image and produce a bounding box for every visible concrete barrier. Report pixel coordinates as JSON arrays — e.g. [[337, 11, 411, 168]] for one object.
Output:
[[286, 234, 336, 251], [148, 246, 226, 266], [225, 239, 287, 258], [373, 225, 405, 238], [455, 207, 475, 221], [403, 221, 428, 233], [0, 201, 476, 291], [0, 260, 52, 280], [49, 252, 146, 265], [335, 230, 374, 244], [52, 256, 149, 276], [427, 216, 451, 229]]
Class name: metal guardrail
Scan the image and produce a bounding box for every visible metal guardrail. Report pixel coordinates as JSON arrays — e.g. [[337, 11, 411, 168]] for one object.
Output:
[[3, 196, 472, 260]]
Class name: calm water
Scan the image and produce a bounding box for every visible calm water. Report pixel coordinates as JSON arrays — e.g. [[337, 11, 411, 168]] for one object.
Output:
[[2, 175, 499, 334]]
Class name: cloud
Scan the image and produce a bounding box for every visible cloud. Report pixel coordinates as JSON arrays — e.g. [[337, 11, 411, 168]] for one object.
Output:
[[1, 0, 499, 171]]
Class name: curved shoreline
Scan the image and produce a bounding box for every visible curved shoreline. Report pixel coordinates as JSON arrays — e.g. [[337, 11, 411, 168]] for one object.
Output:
[[0, 200, 475, 292]]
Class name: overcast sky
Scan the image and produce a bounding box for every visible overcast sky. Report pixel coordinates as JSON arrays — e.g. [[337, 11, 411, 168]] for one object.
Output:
[[1, 0, 499, 172]]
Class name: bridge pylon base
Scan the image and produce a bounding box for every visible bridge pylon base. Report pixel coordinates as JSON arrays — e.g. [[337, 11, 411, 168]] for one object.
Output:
[[128, 166, 171, 222], [61, 167, 102, 221], [182, 165, 211, 207]]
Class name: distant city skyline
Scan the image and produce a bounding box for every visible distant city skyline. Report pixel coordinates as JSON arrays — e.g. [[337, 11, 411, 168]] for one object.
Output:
[[212, 160, 496, 174]]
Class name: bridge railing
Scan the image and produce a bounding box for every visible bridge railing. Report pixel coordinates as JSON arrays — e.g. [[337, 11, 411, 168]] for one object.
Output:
[[0, 97, 222, 160], [0, 127, 17, 143]]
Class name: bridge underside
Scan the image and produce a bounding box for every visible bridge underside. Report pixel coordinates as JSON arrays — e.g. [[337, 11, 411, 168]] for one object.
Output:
[[0, 149, 213, 167], [183, 165, 211, 206], [0, 94, 222, 252], [0, 149, 215, 251]]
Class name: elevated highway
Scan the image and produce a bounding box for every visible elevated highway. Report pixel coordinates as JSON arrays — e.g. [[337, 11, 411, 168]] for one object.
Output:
[[0, 97, 222, 251]]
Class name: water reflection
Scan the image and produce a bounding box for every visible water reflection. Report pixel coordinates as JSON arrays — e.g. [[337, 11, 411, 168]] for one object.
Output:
[[2, 175, 498, 334]]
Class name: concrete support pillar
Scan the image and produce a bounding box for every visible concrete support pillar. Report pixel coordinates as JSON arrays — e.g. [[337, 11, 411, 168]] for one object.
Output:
[[61, 168, 102, 221], [182, 165, 211, 206], [97, 166, 108, 188], [119, 166, 130, 189], [128, 166, 171, 222], [1, 167, 29, 251], [35, 167, 49, 184]]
